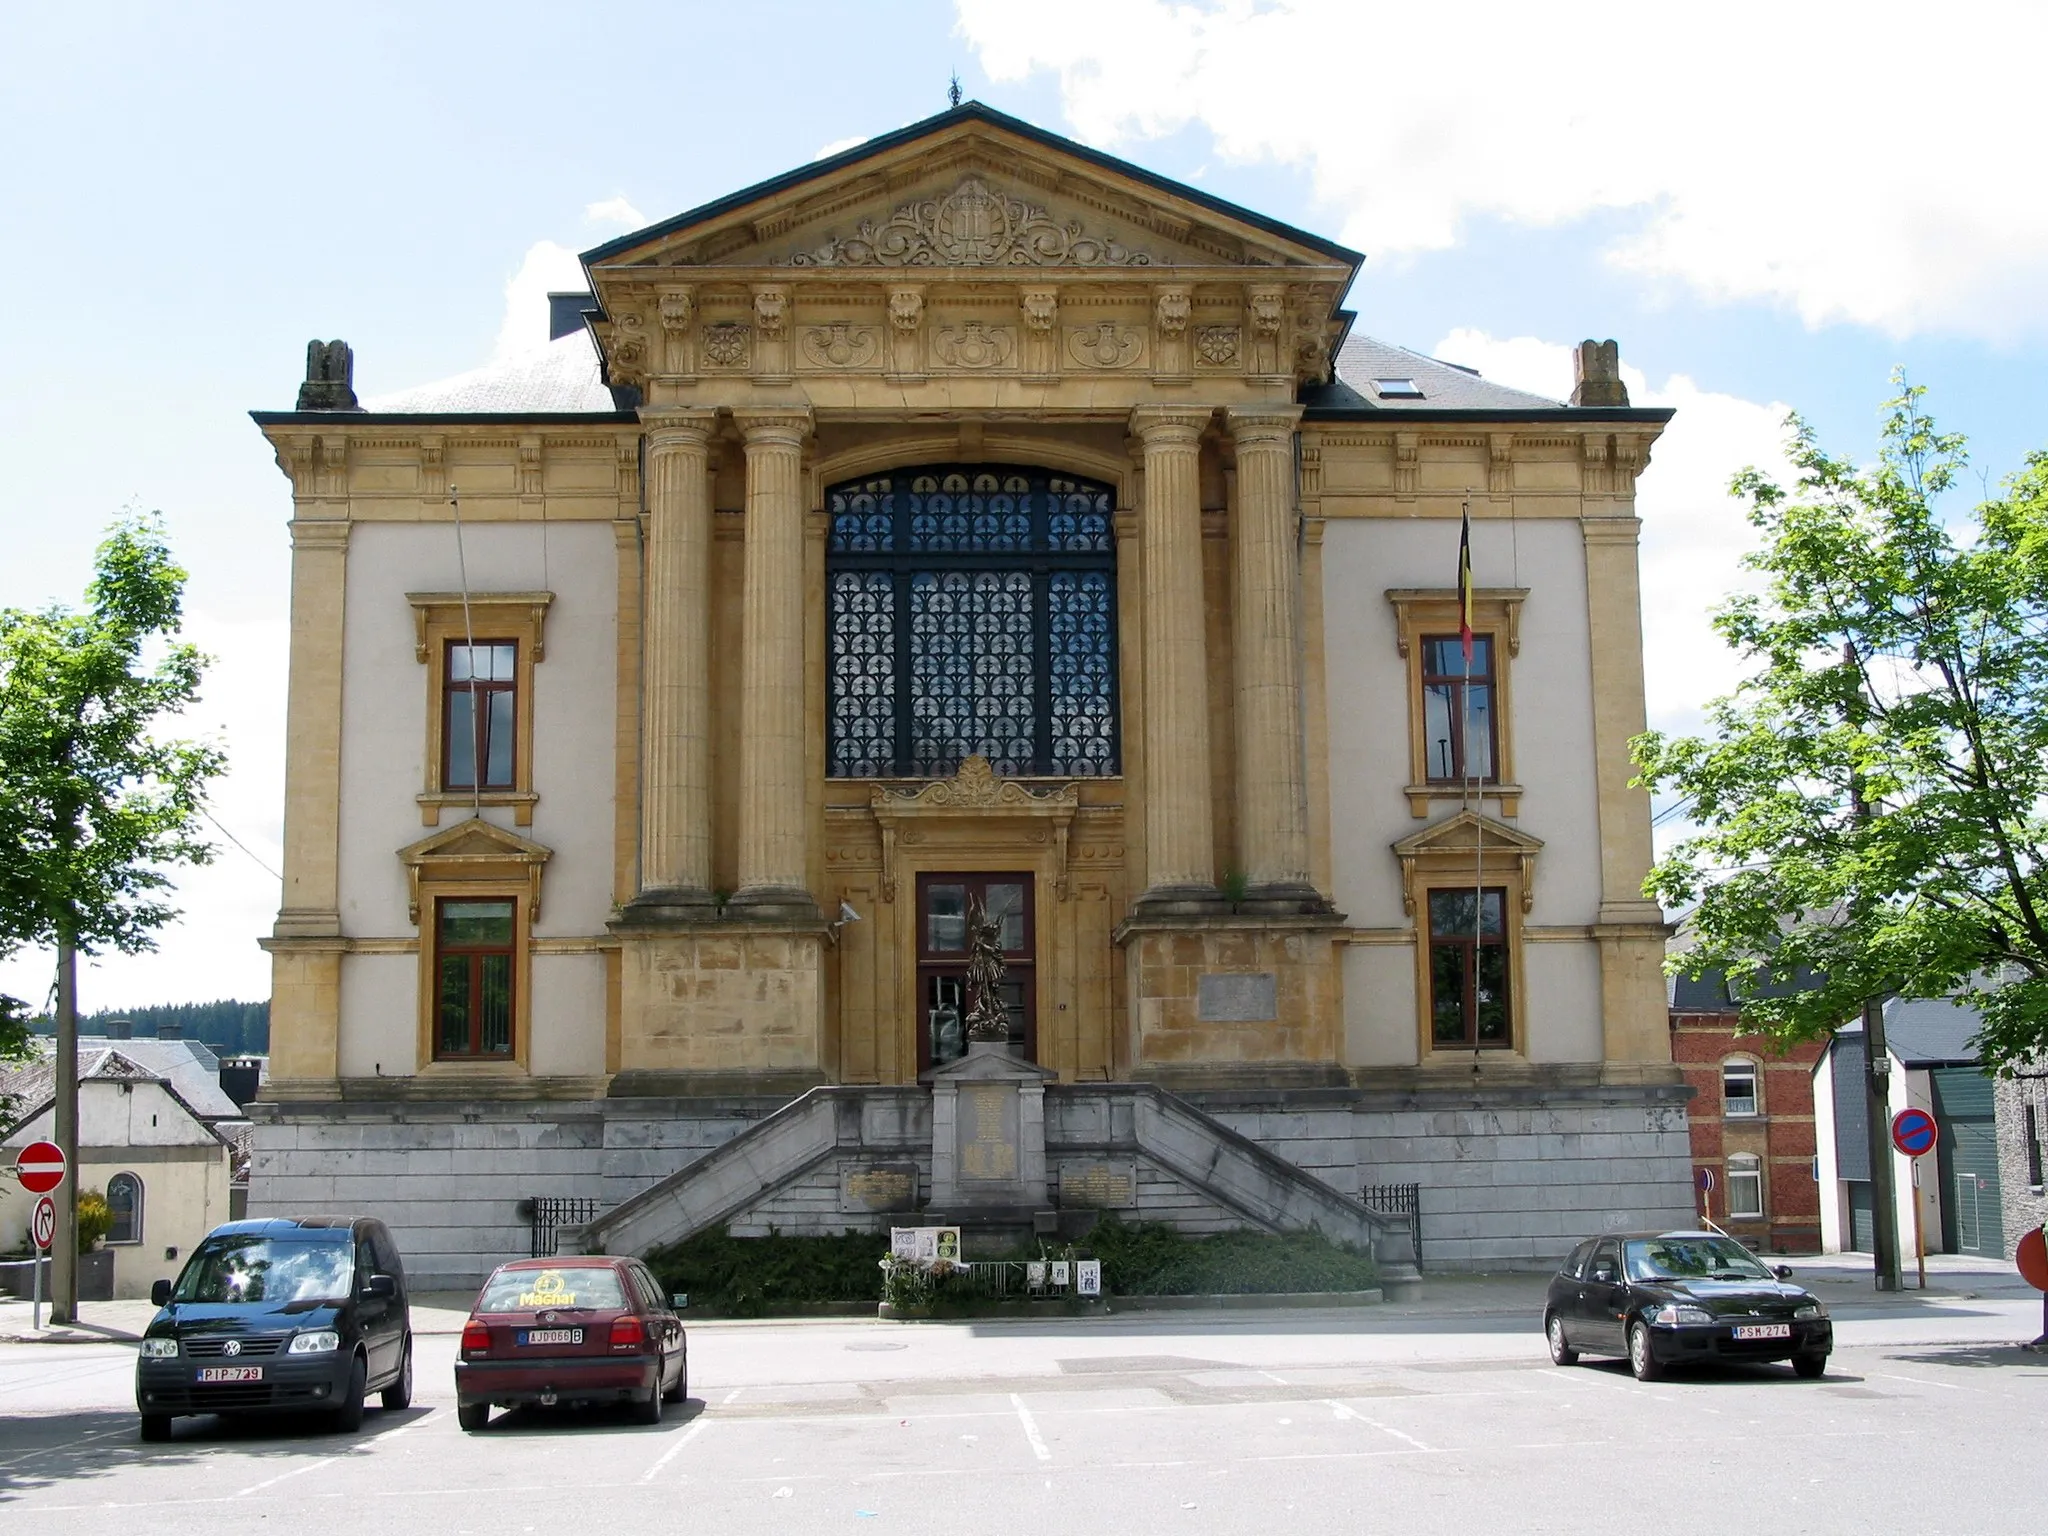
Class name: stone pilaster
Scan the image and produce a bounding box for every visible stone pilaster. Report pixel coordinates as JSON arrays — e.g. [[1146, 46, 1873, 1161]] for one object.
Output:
[[1227, 407, 1321, 911], [1131, 405, 1218, 910], [729, 408, 819, 919], [630, 409, 717, 917]]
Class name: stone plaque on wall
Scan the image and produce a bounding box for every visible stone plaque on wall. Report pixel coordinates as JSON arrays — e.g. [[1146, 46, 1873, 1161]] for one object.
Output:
[[1058, 1161, 1138, 1209], [1197, 971, 1277, 1023], [840, 1162, 919, 1213], [957, 1082, 1020, 1183]]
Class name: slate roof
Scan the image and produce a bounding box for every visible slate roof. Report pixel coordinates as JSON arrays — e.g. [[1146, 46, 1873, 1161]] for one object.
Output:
[[1879, 996, 1983, 1067], [0, 1036, 248, 1139], [1328, 335, 1567, 412], [359, 334, 617, 416]]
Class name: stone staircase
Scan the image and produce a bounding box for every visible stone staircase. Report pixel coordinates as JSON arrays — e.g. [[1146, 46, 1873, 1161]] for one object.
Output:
[[569, 1081, 1421, 1296]]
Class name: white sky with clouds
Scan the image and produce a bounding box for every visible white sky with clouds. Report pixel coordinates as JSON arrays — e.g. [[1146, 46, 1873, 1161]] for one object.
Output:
[[1, 1, 2040, 1012]]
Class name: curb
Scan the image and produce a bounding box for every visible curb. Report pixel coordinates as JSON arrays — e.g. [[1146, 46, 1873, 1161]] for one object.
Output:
[[1111, 1289, 1383, 1313]]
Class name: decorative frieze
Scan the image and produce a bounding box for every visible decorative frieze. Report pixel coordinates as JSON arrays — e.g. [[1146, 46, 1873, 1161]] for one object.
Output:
[[782, 175, 1154, 268], [933, 321, 1013, 369], [1020, 287, 1058, 377], [657, 286, 695, 377], [887, 286, 925, 378], [1067, 322, 1144, 370], [701, 323, 751, 369], [1194, 325, 1240, 368], [802, 323, 880, 369]]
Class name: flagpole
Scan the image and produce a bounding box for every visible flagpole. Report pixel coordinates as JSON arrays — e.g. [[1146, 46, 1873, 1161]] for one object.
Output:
[[1459, 500, 1482, 1076]]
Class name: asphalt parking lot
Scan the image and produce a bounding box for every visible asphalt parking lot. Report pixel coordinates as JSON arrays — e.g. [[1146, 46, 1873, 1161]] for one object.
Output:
[[3, 1263, 2043, 1536]]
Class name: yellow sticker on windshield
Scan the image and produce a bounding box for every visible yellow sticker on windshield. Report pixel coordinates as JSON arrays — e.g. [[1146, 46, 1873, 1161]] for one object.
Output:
[[517, 1269, 577, 1307]]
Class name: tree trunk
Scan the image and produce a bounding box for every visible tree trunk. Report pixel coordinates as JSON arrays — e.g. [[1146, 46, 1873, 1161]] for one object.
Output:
[[51, 934, 79, 1324]]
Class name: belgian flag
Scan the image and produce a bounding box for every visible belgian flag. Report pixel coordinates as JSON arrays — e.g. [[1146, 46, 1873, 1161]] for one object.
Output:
[[1457, 501, 1475, 666]]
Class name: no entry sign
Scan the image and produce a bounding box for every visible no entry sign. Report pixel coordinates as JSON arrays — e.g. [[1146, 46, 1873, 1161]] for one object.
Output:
[[31, 1195, 56, 1252], [1891, 1107, 1939, 1158], [15, 1140, 65, 1194]]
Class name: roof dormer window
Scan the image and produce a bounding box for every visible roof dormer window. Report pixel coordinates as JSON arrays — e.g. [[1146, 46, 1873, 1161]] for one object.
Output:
[[1373, 377, 1424, 399]]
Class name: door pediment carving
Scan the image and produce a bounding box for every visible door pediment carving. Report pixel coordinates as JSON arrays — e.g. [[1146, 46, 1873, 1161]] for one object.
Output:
[[869, 756, 1078, 902]]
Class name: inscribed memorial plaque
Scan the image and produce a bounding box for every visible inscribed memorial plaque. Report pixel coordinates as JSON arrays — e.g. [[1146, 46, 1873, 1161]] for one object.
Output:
[[957, 1082, 1020, 1183], [1197, 971, 1277, 1022], [841, 1163, 919, 1213], [1058, 1161, 1138, 1209]]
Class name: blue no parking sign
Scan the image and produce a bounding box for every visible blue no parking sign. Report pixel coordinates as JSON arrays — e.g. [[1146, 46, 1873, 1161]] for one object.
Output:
[[1891, 1106, 1938, 1157]]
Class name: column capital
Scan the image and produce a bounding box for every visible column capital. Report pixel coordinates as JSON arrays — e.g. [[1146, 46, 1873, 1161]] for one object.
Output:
[[734, 407, 814, 448], [1129, 404, 1212, 445], [1226, 405, 1304, 446], [639, 407, 717, 449]]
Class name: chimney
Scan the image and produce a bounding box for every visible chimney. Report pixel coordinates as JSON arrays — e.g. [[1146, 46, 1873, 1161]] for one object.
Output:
[[155, 1020, 182, 1040], [1570, 339, 1629, 407], [548, 292, 598, 342], [297, 339, 361, 411], [104, 1018, 133, 1040]]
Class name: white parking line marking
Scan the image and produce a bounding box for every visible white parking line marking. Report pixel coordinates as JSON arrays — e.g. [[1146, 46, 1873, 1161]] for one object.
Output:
[[1872, 1371, 1964, 1391], [640, 1418, 712, 1482], [1324, 1398, 1433, 1453], [235, 1456, 337, 1497], [1009, 1393, 1052, 1462]]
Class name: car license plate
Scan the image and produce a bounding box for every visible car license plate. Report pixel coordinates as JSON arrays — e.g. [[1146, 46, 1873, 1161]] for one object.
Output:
[[519, 1328, 582, 1346], [197, 1366, 264, 1383], [1732, 1323, 1791, 1340]]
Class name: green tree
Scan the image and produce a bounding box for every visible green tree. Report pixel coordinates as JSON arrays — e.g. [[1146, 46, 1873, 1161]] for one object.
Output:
[[1636, 380, 2048, 1073], [0, 515, 225, 1317]]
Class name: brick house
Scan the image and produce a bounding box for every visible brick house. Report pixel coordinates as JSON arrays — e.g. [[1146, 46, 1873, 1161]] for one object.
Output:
[[1670, 969, 1824, 1254]]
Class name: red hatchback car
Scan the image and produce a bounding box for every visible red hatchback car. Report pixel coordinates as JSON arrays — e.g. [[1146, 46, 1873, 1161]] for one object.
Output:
[[456, 1256, 687, 1430]]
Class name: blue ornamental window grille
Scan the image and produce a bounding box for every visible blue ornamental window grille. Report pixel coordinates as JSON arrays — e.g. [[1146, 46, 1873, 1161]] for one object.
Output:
[[827, 465, 1121, 779]]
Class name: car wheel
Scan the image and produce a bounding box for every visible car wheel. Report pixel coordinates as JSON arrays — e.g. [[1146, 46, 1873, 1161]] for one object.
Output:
[[139, 1414, 173, 1443], [457, 1401, 491, 1432], [1626, 1321, 1663, 1382], [1545, 1313, 1579, 1367], [632, 1370, 664, 1426], [381, 1338, 414, 1410], [331, 1354, 368, 1433], [1792, 1352, 1828, 1379]]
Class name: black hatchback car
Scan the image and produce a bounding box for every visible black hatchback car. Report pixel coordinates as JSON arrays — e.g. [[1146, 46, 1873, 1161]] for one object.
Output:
[[135, 1216, 413, 1440], [1544, 1230, 1832, 1381]]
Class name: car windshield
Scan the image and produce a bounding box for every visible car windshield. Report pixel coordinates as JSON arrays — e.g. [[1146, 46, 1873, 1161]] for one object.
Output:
[[172, 1234, 355, 1304], [475, 1265, 628, 1312], [1624, 1235, 1774, 1283]]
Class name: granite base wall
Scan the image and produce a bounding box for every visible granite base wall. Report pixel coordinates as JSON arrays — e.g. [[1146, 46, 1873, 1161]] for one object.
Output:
[[250, 1082, 1694, 1284]]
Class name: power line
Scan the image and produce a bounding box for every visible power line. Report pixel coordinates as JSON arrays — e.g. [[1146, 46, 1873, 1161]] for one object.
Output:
[[200, 806, 282, 883]]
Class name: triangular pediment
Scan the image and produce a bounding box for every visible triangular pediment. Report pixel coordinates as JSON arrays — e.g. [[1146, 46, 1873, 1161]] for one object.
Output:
[[584, 103, 1359, 276], [1393, 810, 1543, 859]]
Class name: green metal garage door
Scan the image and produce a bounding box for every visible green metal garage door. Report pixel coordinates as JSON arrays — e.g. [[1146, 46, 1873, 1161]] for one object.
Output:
[[1847, 1181, 1875, 1252], [1934, 1068, 2004, 1256]]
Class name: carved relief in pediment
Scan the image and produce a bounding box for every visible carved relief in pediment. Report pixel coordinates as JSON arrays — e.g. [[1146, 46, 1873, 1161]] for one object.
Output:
[[782, 176, 1156, 269]]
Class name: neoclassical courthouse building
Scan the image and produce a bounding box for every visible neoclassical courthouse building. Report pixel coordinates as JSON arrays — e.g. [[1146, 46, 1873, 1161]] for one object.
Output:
[[251, 104, 1695, 1281]]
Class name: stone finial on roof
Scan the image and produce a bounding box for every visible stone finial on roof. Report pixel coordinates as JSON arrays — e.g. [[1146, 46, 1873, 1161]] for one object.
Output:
[[1570, 339, 1629, 407], [298, 339, 360, 411]]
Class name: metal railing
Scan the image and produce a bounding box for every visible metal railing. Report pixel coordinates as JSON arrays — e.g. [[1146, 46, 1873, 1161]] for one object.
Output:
[[520, 1196, 603, 1258], [1360, 1182, 1422, 1267]]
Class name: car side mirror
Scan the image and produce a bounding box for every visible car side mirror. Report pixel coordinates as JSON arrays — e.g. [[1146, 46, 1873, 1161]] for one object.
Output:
[[363, 1274, 397, 1300], [1774, 1264, 1794, 1280], [151, 1278, 174, 1307]]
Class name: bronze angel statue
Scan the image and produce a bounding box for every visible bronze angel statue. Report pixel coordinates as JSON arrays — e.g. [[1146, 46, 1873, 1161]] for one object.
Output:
[[963, 894, 1011, 1047]]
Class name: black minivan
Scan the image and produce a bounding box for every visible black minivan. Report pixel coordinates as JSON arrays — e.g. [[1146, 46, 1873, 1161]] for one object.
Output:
[[135, 1216, 413, 1440]]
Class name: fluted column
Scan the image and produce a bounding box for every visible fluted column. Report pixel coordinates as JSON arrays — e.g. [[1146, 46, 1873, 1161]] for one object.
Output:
[[1132, 405, 1218, 908], [729, 408, 818, 918], [1228, 407, 1319, 909], [634, 409, 717, 913]]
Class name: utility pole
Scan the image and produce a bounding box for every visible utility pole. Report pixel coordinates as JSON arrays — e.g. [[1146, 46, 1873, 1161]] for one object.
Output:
[[1845, 638, 1902, 1293], [50, 933, 79, 1323]]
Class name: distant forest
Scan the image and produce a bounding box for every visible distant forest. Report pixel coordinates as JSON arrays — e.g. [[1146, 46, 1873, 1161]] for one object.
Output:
[[30, 999, 269, 1056]]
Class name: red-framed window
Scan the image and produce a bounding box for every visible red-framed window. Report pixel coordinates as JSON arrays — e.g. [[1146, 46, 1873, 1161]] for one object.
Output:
[[435, 898, 514, 1058], [444, 641, 517, 790]]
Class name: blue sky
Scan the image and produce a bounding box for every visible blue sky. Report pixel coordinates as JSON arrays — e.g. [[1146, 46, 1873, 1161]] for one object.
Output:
[[3, 0, 2043, 1010]]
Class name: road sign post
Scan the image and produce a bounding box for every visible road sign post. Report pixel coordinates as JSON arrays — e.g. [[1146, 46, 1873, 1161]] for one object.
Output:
[[1891, 1109, 1938, 1290], [30, 1195, 55, 1332], [16, 1141, 66, 1195], [1696, 1166, 1716, 1221]]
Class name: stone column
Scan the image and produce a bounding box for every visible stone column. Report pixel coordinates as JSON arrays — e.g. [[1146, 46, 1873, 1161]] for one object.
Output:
[[632, 408, 718, 915], [1228, 407, 1319, 909], [729, 408, 819, 919], [1131, 406, 1217, 909]]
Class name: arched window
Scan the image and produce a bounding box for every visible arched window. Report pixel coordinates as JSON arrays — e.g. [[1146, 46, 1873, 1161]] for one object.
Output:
[[1726, 1153, 1764, 1218], [826, 465, 1120, 778], [1722, 1057, 1760, 1118], [107, 1172, 143, 1245]]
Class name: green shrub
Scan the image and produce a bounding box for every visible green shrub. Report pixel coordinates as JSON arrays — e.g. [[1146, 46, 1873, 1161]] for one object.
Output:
[[76, 1190, 113, 1253], [643, 1226, 887, 1316], [1080, 1217, 1376, 1295]]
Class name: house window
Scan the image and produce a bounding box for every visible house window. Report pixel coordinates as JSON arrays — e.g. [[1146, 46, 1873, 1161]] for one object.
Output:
[[444, 642, 517, 790], [826, 466, 1120, 779], [1723, 1059, 1760, 1118], [1427, 887, 1511, 1048], [1421, 635, 1496, 783], [106, 1172, 143, 1244], [435, 898, 515, 1059], [2026, 1102, 2043, 1189], [1726, 1153, 1764, 1218], [1386, 587, 1525, 816]]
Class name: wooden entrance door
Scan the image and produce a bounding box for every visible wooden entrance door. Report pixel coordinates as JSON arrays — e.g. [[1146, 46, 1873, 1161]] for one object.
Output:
[[915, 872, 1035, 1071]]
